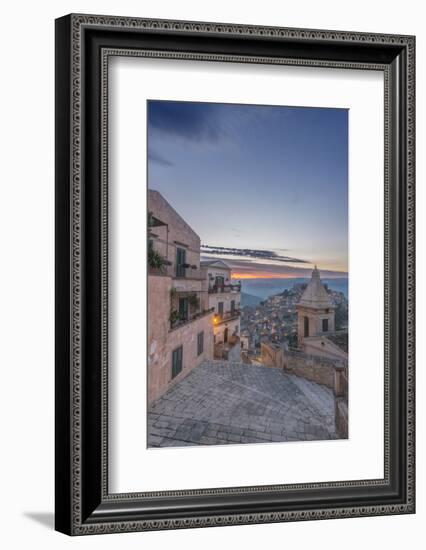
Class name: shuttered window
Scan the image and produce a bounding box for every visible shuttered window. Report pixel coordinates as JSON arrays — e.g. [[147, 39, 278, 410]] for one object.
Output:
[[178, 297, 189, 321], [176, 247, 186, 277], [197, 331, 204, 356], [172, 346, 183, 378]]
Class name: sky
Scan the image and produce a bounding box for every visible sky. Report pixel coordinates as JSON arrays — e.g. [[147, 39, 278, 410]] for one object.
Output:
[[147, 100, 348, 279]]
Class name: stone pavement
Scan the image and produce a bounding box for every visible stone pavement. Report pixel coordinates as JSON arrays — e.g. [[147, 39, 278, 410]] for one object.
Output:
[[147, 361, 338, 447]]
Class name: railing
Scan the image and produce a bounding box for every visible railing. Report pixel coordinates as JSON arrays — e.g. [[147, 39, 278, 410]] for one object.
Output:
[[214, 336, 240, 359], [214, 309, 241, 324], [170, 308, 214, 330], [147, 250, 172, 275], [285, 347, 346, 368], [209, 283, 241, 294]]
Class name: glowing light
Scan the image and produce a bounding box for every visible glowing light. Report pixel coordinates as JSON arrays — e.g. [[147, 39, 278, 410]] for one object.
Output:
[[231, 272, 300, 280]]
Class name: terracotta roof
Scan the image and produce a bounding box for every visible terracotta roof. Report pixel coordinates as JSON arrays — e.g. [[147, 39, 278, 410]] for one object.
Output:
[[298, 267, 334, 309]]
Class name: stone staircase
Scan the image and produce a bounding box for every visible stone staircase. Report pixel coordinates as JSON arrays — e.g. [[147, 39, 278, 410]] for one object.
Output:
[[284, 373, 336, 434], [148, 360, 338, 448]]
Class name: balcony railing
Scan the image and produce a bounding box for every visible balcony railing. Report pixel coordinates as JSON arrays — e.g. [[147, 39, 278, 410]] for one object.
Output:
[[214, 309, 241, 324], [170, 307, 214, 330], [214, 336, 240, 360], [208, 283, 241, 294]]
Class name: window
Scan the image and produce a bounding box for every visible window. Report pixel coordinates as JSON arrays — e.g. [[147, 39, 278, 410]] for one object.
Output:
[[197, 331, 204, 356], [176, 247, 186, 277], [172, 346, 183, 378], [322, 318, 329, 332], [304, 316, 309, 337], [231, 299, 235, 313], [178, 297, 189, 321], [215, 275, 224, 287], [218, 302, 224, 316]]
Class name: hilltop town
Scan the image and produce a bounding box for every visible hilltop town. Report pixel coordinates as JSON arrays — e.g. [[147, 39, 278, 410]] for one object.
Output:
[[240, 282, 348, 363]]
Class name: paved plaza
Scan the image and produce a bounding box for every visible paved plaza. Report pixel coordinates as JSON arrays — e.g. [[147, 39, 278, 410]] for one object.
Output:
[[147, 361, 337, 447]]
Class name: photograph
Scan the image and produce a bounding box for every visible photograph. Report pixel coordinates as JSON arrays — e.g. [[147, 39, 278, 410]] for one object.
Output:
[[147, 100, 349, 448]]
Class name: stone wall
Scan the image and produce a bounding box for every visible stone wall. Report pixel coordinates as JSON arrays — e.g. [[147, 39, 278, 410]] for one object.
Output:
[[148, 274, 214, 404], [335, 399, 348, 439], [283, 349, 345, 391], [261, 342, 284, 368], [301, 335, 348, 362], [283, 349, 349, 438]]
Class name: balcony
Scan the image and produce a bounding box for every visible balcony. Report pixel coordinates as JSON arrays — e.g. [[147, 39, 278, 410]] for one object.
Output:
[[169, 307, 214, 331], [213, 309, 241, 325], [147, 239, 172, 275], [208, 283, 241, 294], [214, 335, 241, 360]]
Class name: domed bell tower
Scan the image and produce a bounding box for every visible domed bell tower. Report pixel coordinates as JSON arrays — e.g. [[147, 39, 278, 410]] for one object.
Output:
[[296, 266, 335, 347]]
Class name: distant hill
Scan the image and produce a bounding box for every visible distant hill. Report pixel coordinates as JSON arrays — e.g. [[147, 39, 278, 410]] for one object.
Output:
[[240, 278, 348, 300], [241, 292, 263, 308]]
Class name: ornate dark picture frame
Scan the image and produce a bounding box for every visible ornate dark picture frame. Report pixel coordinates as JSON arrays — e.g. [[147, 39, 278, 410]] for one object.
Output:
[[55, 14, 415, 535]]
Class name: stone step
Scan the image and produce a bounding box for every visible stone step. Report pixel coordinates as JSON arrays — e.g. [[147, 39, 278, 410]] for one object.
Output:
[[285, 373, 335, 422]]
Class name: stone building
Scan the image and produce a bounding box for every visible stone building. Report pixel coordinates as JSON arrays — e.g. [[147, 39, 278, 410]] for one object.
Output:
[[297, 266, 335, 342], [291, 266, 348, 437], [200, 260, 241, 361], [296, 266, 348, 362], [147, 190, 214, 404]]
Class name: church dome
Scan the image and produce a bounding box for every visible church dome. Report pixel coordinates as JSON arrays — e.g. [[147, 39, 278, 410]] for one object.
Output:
[[298, 266, 334, 309]]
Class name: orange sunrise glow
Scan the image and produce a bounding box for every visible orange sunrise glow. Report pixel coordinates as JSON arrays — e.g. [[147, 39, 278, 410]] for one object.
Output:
[[231, 271, 347, 280], [231, 273, 299, 280]]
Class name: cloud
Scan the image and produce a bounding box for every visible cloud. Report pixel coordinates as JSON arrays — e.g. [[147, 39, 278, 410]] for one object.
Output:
[[148, 149, 174, 167], [201, 245, 309, 264], [147, 100, 294, 147], [148, 101, 227, 143], [201, 255, 347, 279]]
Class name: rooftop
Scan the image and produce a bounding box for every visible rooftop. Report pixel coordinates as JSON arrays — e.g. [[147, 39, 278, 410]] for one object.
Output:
[[298, 266, 334, 309], [326, 332, 349, 354], [200, 259, 232, 270]]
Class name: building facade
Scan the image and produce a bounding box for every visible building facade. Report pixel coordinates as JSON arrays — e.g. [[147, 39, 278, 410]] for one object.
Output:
[[147, 190, 214, 404], [296, 267, 348, 362], [200, 260, 241, 361], [292, 266, 349, 437]]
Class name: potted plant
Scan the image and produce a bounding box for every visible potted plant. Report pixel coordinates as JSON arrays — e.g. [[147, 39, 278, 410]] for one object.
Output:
[[169, 310, 180, 326], [148, 244, 166, 271]]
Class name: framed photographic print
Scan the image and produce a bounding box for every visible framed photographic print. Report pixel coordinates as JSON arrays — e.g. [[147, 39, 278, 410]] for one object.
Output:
[[55, 14, 415, 535]]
